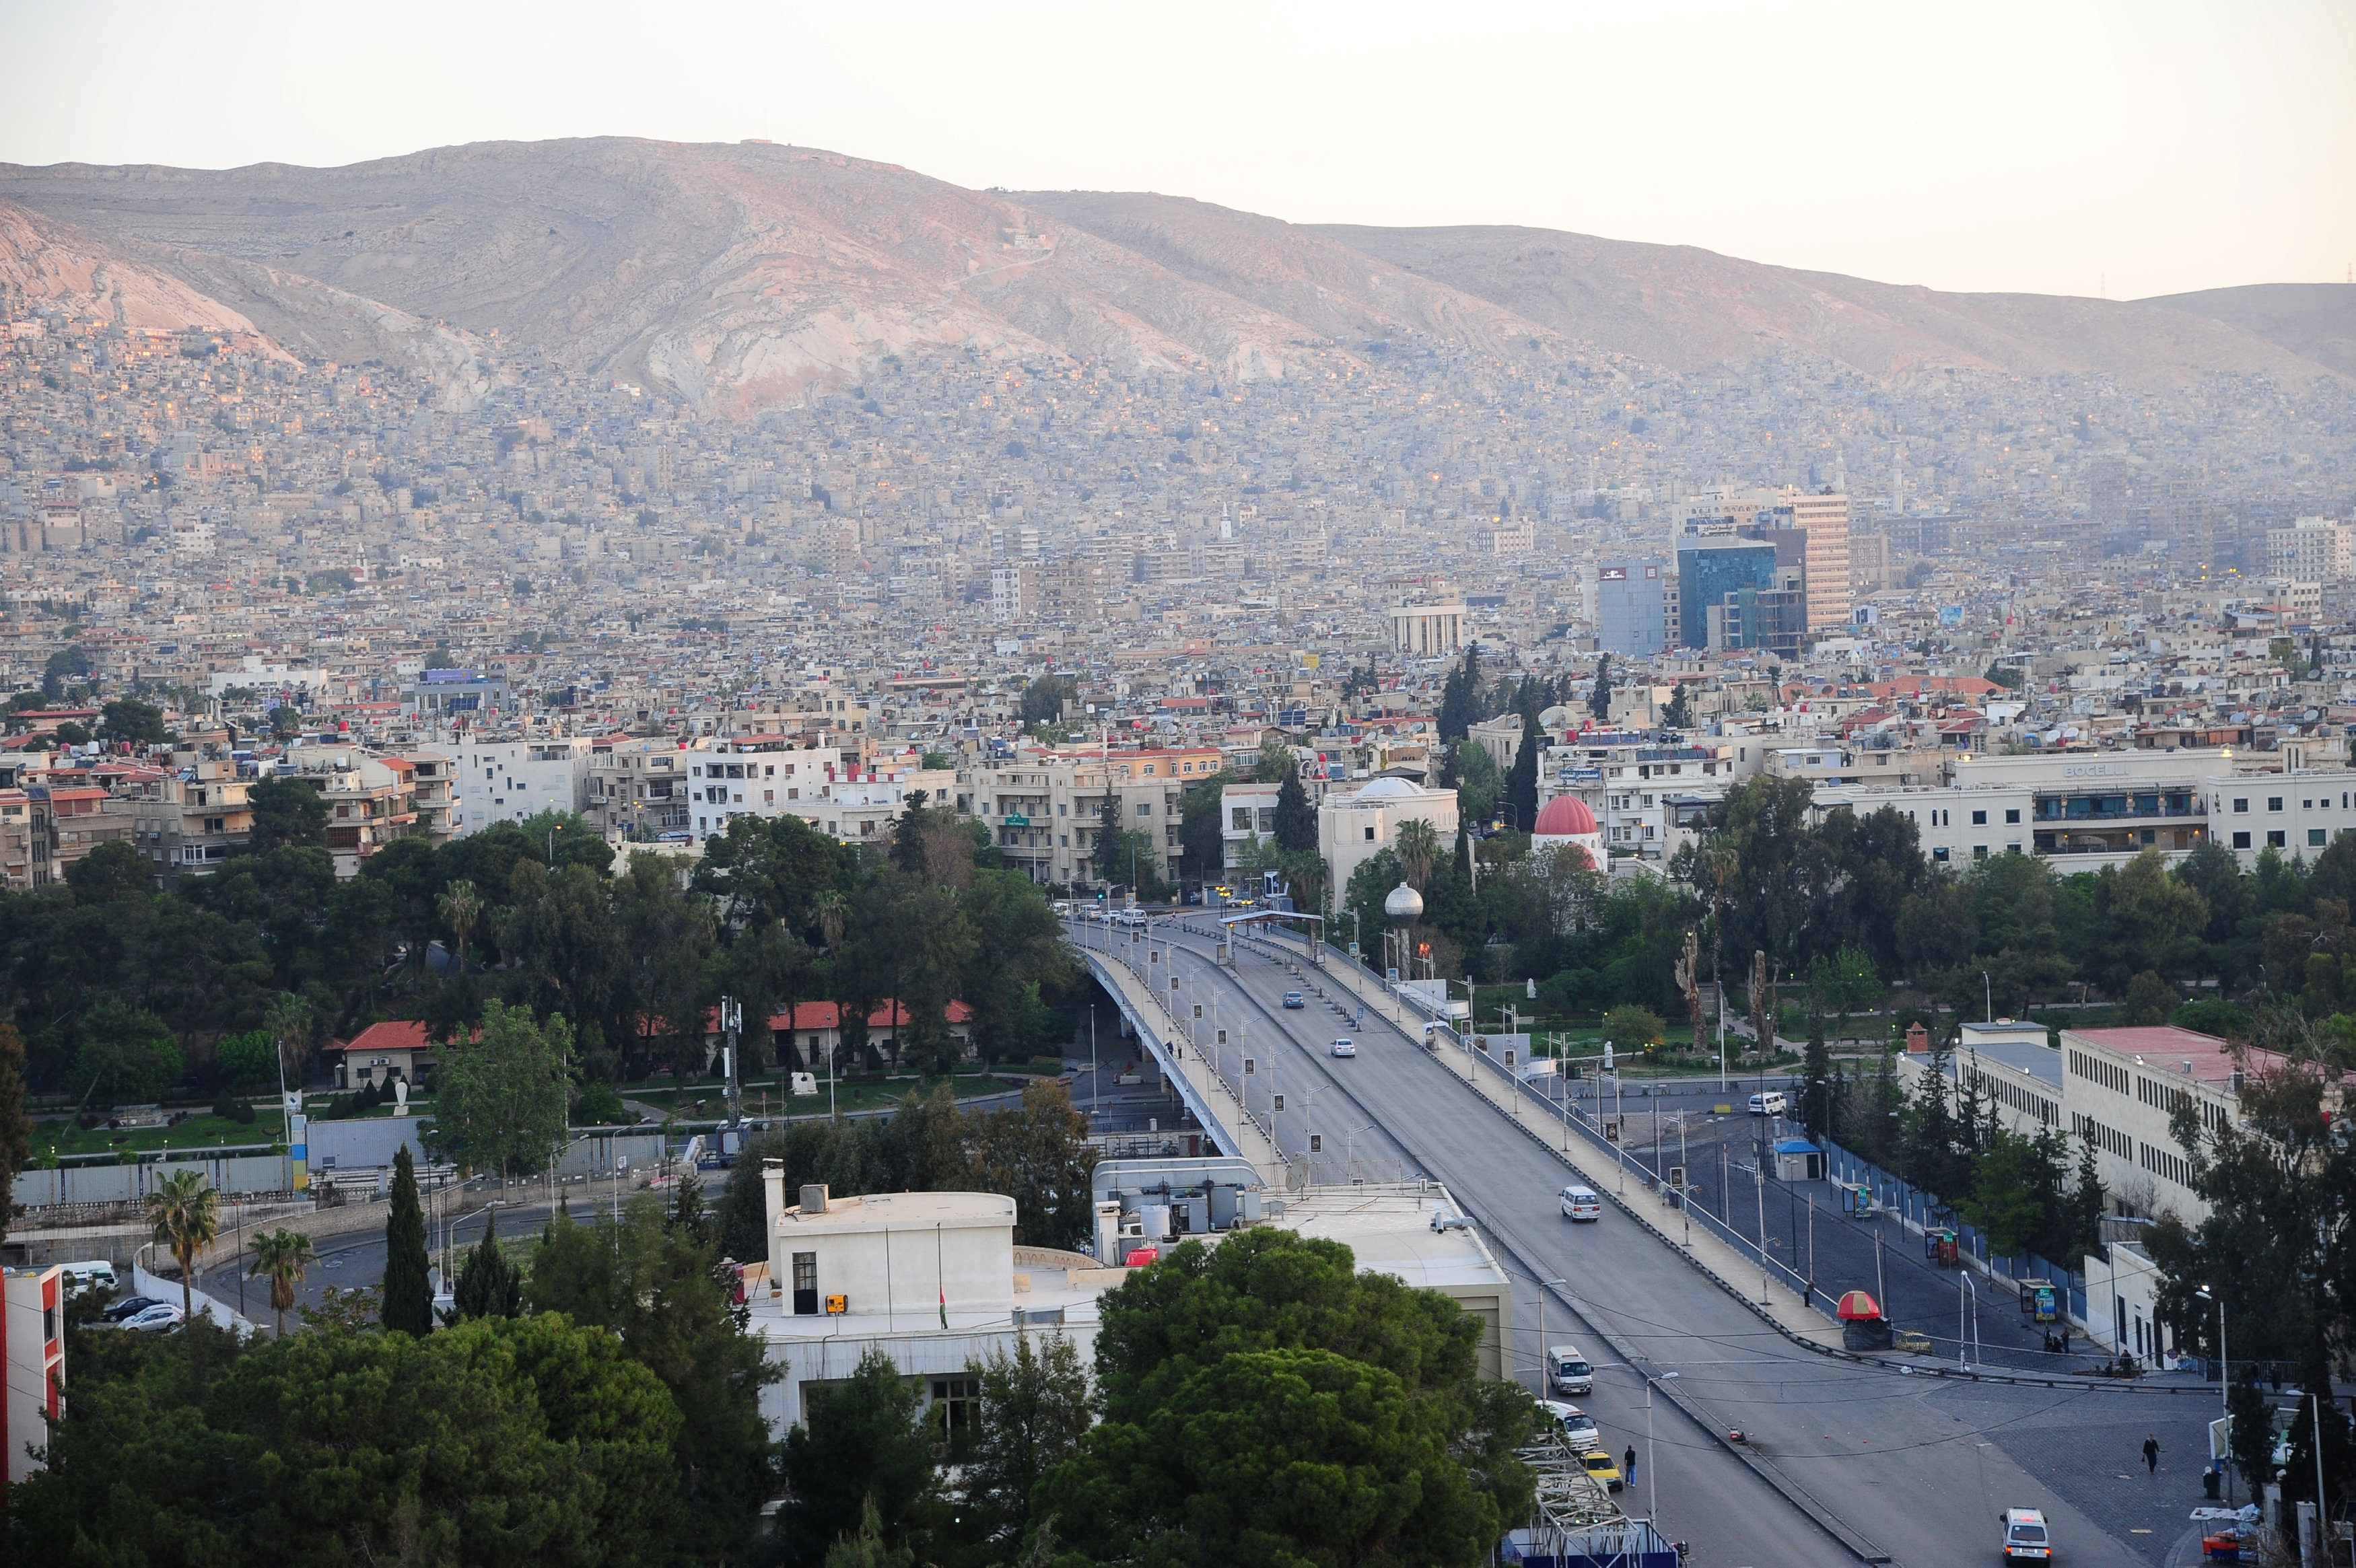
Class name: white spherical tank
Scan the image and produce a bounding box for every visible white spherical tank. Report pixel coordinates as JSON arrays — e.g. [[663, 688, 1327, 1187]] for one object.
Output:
[[1383, 882, 1425, 925]]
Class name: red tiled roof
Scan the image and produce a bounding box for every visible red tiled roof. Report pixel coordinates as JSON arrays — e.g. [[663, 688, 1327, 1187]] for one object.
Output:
[[324, 1020, 434, 1056]]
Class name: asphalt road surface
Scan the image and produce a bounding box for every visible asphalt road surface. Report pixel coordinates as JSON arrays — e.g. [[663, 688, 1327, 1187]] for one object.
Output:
[[1085, 916, 2221, 1568]]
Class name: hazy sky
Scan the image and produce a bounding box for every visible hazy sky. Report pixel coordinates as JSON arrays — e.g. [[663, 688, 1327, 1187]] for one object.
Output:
[[3, 0, 2349, 299]]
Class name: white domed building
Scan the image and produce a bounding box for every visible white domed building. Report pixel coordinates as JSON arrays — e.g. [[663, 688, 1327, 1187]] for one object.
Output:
[[1530, 794, 1604, 870], [1318, 776, 1461, 893]]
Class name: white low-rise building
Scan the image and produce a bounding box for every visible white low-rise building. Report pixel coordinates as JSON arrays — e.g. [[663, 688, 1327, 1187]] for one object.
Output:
[[753, 1178, 1119, 1435], [1319, 777, 1460, 893], [447, 736, 592, 836]]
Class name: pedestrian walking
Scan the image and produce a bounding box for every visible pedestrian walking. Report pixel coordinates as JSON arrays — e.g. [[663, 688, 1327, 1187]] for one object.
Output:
[[1625, 1445, 1638, 1486], [2143, 1435, 2159, 1476]]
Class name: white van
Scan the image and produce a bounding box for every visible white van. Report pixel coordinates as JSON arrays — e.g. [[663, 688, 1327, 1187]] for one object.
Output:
[[2001, 1507, 2050, 1561], [57, 1260, 118, 1297], [1547, 1344, 1595, 1396], [1748, 1090, 1789, 1116], [1558, 1185, 1603, 1222]]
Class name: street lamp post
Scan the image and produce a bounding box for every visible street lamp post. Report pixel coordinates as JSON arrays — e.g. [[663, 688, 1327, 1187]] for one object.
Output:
[[1647, 1370, 1679, 1524], [2198, 1284, 2226, 1413], [1535, 1275, 1566, 1397]]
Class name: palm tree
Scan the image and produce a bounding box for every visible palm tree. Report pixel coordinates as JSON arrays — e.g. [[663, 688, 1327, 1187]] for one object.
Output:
[[265, 992, 312, 1085], [145, 1168, 221, 1324], [438, 878, 483, 972], [813, 889, 848, 954], [247, 1227, 316, 1336], [1394, 819, 1441, 893]]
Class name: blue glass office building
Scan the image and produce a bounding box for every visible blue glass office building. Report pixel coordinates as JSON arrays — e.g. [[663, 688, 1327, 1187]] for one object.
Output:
[[1675, 540, 1778, 649]]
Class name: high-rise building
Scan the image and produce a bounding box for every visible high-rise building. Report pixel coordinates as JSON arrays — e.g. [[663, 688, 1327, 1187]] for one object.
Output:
[[1595, 560, 1667, 657], [1669, 485, 1850, 629], [2266, 516, 2353, 583], [1674, 540, 1777, 650]]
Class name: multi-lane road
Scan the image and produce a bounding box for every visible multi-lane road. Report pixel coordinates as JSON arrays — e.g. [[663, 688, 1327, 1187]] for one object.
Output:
[[1076, 915, 2219, 1568]]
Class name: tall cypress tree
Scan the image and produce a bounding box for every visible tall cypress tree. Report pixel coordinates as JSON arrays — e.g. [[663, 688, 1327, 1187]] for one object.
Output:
[[1436, 643, 1481, 742], [1272, 770, 1315, 853], [1504, 677, 1541, 832], [381, 1143, 434, 1335], [452, 1204, 522, 1322]]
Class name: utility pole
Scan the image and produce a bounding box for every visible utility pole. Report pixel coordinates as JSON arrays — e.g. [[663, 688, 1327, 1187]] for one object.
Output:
[[720, 995, 742, 1133]]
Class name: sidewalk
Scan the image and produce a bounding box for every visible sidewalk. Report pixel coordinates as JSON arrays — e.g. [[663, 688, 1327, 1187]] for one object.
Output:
[[1080, 943, 1289, 1184]]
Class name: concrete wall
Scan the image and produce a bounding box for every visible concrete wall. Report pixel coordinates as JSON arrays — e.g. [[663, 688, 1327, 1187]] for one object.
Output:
[[133, 1262, 256, 1337]]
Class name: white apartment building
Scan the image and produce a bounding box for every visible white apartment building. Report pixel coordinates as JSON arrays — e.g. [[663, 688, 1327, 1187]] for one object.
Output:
[[1897, 1022, 2349, 1357], [1219, 781, 1282, 873], [968, 746, 1222, 888], [2264, 515, 2352, 583], [681, 740, 955, 845], [753, 1180, 1114, 1435], [447, 736, 592, 836], [1318, 777, 1460, 894], [1539, 736, 1738, 865]]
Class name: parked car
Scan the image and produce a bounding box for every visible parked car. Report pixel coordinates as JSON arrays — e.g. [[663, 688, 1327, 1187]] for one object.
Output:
[[100, 1294, 163, 1324], [56, 1260, 118, 1297], [1558, 1184, 1603, 1221], [118, 1302, 186, 1333], [1748, 1090, 1789, 1116], [1330, 1038, 1357, 1058], [1283, 991, 1306, 1008], [1581, 1450, 1624, 1492]]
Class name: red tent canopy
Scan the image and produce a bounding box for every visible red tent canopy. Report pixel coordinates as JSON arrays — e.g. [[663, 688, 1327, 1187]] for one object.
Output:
[[1836, 1289, 1883, 1321]]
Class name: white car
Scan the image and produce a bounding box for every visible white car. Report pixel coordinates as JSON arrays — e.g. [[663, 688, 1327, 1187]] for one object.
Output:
[[1330, 1038, 1357, 1058], [1559, 1185, 1603, 1221], [118, 1302, 186, 1332], [1749, 1090, 1789, 1116], [1546, 1344, 1595, 1396], [1539, 1398, 1602, 1450]]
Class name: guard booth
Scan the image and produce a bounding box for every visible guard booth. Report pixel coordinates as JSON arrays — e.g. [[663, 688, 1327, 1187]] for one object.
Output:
[[1772, 1138, 1824, 1182]]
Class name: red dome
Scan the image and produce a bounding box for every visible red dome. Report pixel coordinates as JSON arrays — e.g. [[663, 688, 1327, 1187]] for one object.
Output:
[[1533, 795, 1597, 836]]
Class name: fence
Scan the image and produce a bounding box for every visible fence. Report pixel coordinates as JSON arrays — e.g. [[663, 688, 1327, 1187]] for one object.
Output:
[[1494, 1056, 1827, 1316], [1817, 1139, 2091, 1325]]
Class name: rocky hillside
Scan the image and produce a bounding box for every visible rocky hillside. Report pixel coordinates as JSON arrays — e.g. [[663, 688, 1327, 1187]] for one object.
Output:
[[1, 137, 2335, 408], [1311, 222, 2335, 385], [2139, 282, 2356, 379]]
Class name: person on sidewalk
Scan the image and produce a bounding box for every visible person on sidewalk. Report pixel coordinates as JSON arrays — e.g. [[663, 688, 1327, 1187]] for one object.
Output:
[[1625, 1445, 1638, 1487], [2143, 1435, 2160, 1476]]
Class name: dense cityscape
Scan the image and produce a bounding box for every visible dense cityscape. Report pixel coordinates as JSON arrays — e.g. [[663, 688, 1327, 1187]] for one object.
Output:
[[1, 27, 2353, 1568]]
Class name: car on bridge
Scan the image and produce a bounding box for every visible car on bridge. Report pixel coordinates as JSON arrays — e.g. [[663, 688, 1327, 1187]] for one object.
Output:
[[1539, 1399, 1601, 1450], [2001, 1507, 2050, 1561], [1558, 1184, 1603, 1221], [1330, 1038, 1357, 1057], [1283, 991, 1305, 1008]]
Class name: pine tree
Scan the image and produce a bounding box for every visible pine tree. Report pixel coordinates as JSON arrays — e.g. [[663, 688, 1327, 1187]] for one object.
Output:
[[668, 1166, 715, 1250], [381, 1144, 434, 1335], [1589, 653, 1614, 723], [452, 1205, 522, 1322]]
